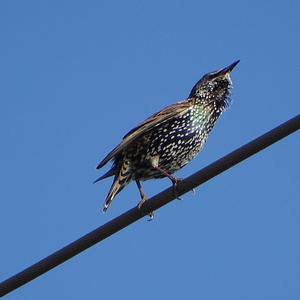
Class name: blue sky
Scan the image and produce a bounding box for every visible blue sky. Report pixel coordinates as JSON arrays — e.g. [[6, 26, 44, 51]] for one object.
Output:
[[0, 1, 299, 299]]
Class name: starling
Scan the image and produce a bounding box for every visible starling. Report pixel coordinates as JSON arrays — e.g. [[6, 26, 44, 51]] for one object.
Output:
[[94, 60, 239, 216]]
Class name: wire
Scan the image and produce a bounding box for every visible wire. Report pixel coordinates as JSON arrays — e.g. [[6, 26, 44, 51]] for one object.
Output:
[[0, 115, 299, 297]]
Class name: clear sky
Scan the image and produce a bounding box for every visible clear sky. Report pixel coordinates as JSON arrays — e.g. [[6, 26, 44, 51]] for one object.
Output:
[[0, 1, 299, 299]]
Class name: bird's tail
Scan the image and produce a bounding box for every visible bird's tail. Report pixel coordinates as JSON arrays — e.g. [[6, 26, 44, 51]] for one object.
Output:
[[103, 161, 131, 212], [93, 165, 117, 184]]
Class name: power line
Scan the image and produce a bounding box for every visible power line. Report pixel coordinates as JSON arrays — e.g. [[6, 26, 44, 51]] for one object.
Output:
[[0, 115, 299, 297]]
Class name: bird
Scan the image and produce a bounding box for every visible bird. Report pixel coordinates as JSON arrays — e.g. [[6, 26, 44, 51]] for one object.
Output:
[[94, 60, 239, 218]]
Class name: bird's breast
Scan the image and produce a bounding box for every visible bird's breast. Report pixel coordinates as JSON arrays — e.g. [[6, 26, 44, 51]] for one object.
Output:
[[124, 106, 221, 180]]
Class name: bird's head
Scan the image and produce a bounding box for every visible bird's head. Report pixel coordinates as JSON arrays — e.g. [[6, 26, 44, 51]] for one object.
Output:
[[189, 60, 239, 111]]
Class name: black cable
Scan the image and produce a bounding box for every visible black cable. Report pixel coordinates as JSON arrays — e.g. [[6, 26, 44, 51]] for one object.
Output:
[[0, 115, 299, 297]]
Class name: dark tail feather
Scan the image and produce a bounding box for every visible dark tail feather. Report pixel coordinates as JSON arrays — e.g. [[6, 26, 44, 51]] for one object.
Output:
[[93, 166, 117, 184], [102, 162, 131, 212]]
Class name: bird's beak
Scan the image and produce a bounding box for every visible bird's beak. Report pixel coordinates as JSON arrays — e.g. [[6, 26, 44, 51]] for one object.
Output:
[[211, 60, 239, 84], [218, 60, 240, 76]]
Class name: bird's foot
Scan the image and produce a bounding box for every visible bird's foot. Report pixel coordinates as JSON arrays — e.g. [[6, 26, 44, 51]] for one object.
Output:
[[138, 196, 155, 221], [170, 176, 182, 200], [192, 187, 196, 195], [147, 211, 155, 221], [137, 195, 147, 209], [152, 165, 182, 200]]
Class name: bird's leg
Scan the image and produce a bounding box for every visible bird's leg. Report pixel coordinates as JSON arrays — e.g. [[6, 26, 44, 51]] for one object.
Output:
[[136, 179, 147, 208], [152, 165, 182, 200], [135, 180, 154, 220]]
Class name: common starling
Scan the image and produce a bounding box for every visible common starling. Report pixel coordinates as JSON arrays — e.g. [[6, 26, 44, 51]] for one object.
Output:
[[94, 60, 239, 216]]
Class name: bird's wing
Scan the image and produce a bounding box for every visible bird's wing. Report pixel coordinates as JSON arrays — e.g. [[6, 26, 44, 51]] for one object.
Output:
[[96, 100, 191, 169]]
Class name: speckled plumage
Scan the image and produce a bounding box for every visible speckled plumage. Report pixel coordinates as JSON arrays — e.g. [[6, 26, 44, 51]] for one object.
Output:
[[95, 60, 239, 214]]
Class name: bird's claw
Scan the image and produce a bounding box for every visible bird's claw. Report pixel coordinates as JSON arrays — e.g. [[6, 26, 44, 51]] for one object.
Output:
[[171, 177, 182, 200], [137, 196, 147, 209], [138, 197, 155, 221], [147, 211, 155, 221]]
